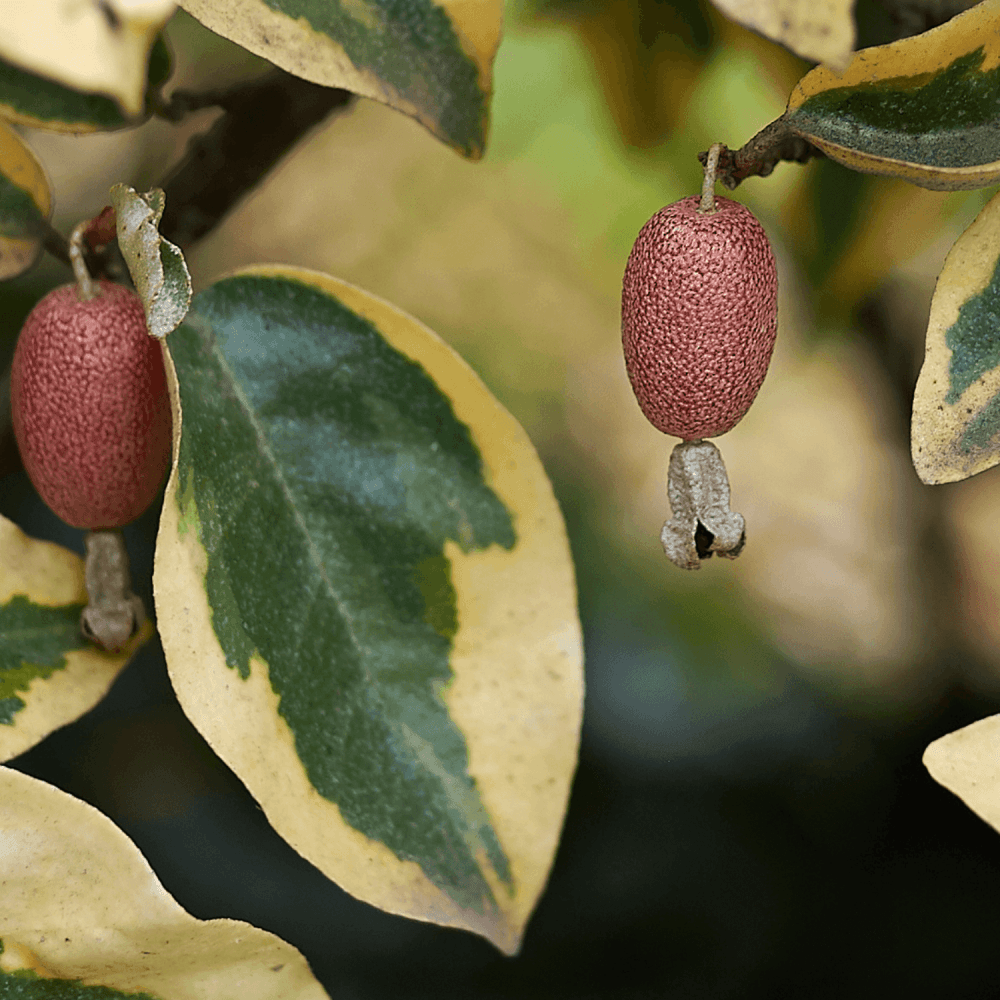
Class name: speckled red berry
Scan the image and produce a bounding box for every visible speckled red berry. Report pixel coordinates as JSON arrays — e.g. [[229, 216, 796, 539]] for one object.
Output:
[[11, 280, 171, 529], [622, 195, 778, 440]]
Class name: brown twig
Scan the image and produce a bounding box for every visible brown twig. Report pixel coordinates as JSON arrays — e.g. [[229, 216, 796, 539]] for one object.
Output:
[[698, 118, 824, 190], [878, 0, 981, 39], [157, 69, 355, 249]]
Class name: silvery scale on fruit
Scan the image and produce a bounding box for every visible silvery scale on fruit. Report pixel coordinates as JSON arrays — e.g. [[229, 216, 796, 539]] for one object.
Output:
[[621, 143, 779, 570]]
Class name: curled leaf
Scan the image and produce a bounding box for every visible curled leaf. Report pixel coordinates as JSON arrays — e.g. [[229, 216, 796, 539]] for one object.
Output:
[[110, 183, 192, 338]]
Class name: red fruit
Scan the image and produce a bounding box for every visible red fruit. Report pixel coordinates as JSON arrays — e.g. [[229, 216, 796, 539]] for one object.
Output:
[[621, 195, 778, 440], [11, 280, 171, 529]]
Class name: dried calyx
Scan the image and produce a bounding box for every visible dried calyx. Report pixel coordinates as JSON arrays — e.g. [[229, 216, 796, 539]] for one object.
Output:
[[81, 530, 145, 653], [661, 440, 745, 569]]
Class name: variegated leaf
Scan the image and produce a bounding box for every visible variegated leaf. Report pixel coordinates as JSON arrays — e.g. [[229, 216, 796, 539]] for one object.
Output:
[[153, 266, 583, 953], [179, 0, 503, 157], [0, 38, 171, 133], [912, 189, 1000, 483], [0, 515, 151, 762], [0, 122, 51, 280], [0, 0, 175, 118], [786, 0, 1000, 190]]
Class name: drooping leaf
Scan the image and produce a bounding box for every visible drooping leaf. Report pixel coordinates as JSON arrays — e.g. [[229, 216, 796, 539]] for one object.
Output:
[[911, 189, 1000, 483], [178, 0, 503, 157], [0, 515, 151, 762], [0, 0, 175, 118], [924, 714, 1000, 835], [0, 37, 172, 134], [0, 766, 330, 999], [0, 122, 52, 280], [153, 266, 583, 953], [785, 0, 1000, 190], [710, 0, 854, 69], [110, 184, 191, 338]]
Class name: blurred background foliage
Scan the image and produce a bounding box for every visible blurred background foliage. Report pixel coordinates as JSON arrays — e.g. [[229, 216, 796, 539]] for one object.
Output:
[[4, 0, 1000, 995]]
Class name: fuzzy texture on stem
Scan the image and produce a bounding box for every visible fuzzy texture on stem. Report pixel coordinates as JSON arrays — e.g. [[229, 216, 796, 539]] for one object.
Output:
[[622, 195, 778, 440], [11, 281, 171, 529]]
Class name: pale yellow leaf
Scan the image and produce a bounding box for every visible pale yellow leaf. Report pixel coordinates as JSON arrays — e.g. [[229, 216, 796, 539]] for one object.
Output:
[[0, 765, 330, 998], [710, 0, 855, 68], [924, 714, 1000, 834]]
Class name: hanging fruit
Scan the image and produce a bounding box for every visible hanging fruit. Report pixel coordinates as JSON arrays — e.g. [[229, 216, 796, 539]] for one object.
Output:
[[621, 143, 778, 568]]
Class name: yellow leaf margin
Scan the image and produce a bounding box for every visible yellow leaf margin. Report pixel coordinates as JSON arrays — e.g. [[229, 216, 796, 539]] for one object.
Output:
[[0, 0, 175, 118], [0, 122, 52, 281], [179, 0, 502, 155], [787, 0, 1000, 190], [153, 265, 583, 954], [912, 190, 1000, 484], [0, 515, 151, 763], [0, 765, 329, 999]]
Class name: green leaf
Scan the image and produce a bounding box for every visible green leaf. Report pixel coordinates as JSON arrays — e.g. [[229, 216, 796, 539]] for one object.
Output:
[[924, 713, 1000, 836], [911, 189, 1000, 483], [0, 122, 51, 280], [154, 267, 583, 953], [0, 516, 151, 762], [0, 37, 172, 134], [178, 0, 503, 157], [0, 767, 331, 999], [0, 0, 175, 118], [785, 0, 1000, 190], [110, 184, 191, 339]]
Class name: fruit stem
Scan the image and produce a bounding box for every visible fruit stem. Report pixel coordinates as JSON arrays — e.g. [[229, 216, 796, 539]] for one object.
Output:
[[698, 142, 723, 215], [69, 221, 97, 301]]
